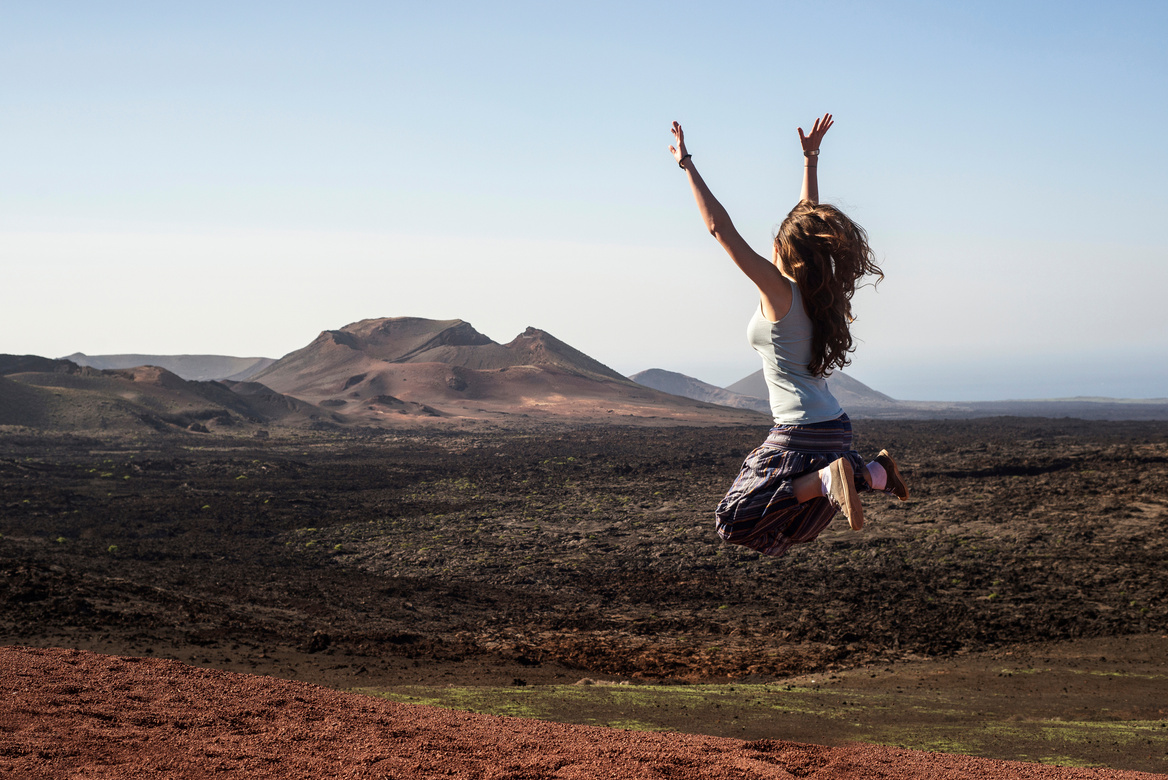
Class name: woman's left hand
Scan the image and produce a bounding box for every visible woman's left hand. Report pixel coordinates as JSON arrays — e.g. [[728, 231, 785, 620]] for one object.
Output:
[[798, 113, 833, 155], [668, 121, 689, 165]]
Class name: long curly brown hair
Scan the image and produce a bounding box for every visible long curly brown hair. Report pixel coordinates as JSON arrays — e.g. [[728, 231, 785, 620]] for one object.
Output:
[[774, 200, 883, 376]]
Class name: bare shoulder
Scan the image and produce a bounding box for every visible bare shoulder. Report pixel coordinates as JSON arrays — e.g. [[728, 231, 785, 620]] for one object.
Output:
[[758, 277, 793, 323]]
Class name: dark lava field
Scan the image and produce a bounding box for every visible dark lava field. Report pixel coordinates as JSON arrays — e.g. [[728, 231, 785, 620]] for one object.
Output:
[[2, 418, 1166, 686]]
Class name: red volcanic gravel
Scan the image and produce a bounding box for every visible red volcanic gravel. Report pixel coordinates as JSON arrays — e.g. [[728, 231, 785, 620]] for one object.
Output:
[[0, 646, 1158, 780]]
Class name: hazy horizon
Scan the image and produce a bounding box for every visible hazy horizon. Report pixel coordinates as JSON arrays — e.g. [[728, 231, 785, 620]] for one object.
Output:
[[51, 329, 1168, 404], [4, 2, 1166, 402]]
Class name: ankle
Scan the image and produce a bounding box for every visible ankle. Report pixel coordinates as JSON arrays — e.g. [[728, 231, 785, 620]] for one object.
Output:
[[864, 460, 887, 491], [818, 466, 832, 497]]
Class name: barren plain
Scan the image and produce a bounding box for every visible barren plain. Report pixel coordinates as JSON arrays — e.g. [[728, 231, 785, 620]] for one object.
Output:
[[2, 417, 1167, 775]]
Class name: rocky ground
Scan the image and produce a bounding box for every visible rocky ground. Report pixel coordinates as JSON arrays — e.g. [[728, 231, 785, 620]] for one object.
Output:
[[5, 645, 1164, 780], [1, 418, 1166, 773]]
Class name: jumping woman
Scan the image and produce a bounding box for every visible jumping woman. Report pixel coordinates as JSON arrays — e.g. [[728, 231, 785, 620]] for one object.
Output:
[[668, 114, 909, 558]]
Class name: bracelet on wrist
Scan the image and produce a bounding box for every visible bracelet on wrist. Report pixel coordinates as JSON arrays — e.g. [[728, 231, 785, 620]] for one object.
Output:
[[804, 149, 820, 158], [678, 153, 692, 169]]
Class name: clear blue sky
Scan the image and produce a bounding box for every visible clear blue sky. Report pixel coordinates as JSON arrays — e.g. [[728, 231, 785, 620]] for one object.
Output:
[[4, 1, 1166, 400]]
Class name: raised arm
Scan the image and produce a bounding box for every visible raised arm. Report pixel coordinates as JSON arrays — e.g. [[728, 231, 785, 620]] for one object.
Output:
[[668, 122, 789, 315], [797, 113, 833, 204]]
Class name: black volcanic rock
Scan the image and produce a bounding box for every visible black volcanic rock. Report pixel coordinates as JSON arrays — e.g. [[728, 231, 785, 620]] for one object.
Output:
[[220, 380, 340, 422], [365, 394, 448, 417], [0, 375, 52, 426], [0, 355, 80, 376]]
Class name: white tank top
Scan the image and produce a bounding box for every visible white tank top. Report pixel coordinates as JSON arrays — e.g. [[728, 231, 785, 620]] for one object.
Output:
[[746, 280, 843, 424]]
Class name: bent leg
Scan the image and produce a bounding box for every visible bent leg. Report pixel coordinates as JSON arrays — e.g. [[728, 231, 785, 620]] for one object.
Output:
[[792, 471, 825, 503], [792, 458, 864, 530], [864, 450, 910, 500]]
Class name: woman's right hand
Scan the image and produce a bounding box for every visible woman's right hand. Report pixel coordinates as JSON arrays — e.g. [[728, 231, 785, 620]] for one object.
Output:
[[668, 121, 689, 165]]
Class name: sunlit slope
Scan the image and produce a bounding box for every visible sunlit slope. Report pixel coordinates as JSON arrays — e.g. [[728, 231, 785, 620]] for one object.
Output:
[[251, 317, 765, 423]]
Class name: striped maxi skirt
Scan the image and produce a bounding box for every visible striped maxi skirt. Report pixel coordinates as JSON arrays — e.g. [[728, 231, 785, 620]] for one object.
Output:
[[715, 413, 869, 558]]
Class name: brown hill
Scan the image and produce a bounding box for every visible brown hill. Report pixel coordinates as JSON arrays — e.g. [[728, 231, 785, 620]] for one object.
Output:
[[631, 368, 772, 414], [251, 317, 766, 424], [0, 357, 339, 434]]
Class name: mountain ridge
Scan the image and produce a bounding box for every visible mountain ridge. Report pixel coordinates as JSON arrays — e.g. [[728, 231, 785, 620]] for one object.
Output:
[[724, 369, 898, 409], [635, 367, 1168, 421], [64, 353, 274, 382], [12, 318, 1166, 429], [248, 317, 760, 424], [0, 356, 340, 433], [629, 369, 770, 414]]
